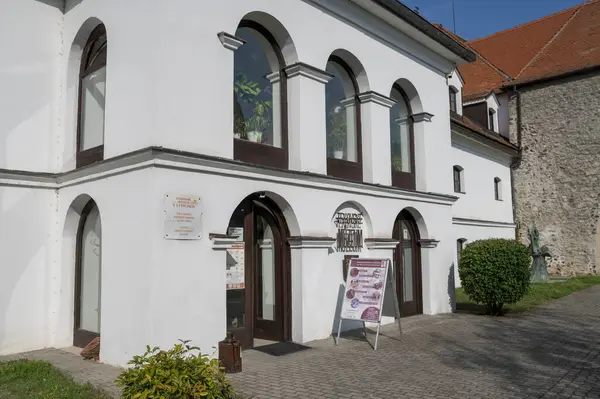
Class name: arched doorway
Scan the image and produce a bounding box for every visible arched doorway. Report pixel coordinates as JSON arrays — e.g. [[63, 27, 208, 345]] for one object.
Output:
[[73, 199, 102, 348], [392, 209, 422, 317], [226, 194, 291, 349]]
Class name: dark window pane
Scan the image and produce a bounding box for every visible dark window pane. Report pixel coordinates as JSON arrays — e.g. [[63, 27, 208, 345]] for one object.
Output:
[[390, 87, 411, 173], [325, 60, 358, 161], [234, 27, 282, 147]]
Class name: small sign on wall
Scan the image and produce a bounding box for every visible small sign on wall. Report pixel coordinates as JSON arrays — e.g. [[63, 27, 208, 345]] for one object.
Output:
[[164, 193, 203, 240]]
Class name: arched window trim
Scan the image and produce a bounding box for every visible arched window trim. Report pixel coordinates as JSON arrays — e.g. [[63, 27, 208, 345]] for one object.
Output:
[[233, 20, 289, 170], [325, 55, 363, 182], [494, 177, 502, 200], [453, 165, 465, 193], [390, 85, 415, 190], [77, 24, 107, 168], [449, 86, 458, 113]]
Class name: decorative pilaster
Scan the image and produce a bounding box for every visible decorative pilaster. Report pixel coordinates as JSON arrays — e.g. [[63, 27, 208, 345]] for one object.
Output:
[[358, 91, 397, 185], [283, 63, 333, 174]]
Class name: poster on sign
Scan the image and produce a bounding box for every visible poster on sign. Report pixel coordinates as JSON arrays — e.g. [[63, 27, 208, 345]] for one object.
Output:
[[340, 258, 389, 322], [226, 241, 245, 290]]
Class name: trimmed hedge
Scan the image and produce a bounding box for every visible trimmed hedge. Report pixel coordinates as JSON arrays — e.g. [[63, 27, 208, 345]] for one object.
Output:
[[458, 238, 531, 315]]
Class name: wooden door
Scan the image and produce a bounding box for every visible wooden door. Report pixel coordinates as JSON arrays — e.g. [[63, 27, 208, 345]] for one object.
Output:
[[225, 197, 290, 349]]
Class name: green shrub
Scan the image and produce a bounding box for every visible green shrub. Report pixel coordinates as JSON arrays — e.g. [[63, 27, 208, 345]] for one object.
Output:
[[115, 340, 236, 399], [458, 238, 531, 315]]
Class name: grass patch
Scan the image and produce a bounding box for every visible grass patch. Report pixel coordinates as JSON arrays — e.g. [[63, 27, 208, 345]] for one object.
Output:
[[456, 275, 600, 314], [0, 359, 111, 399]]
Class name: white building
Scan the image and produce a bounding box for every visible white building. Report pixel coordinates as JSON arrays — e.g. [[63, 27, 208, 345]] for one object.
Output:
[[0, 0, 517, 366]]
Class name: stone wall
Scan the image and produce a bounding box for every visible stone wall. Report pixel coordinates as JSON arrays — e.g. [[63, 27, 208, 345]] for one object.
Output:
[[509, 70, 600, 276]]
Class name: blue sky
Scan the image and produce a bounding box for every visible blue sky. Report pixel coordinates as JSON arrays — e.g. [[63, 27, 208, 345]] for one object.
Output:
[[399, 0, 586, 40]]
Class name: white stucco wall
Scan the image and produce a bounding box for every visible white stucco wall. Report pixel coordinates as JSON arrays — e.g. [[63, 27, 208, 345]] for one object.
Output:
[[451, 132, 514, 223], [47, 163, 456, 366], [0, 185, 56, 355], [0, 0, 62, 172], [0, 0, 522, 367]]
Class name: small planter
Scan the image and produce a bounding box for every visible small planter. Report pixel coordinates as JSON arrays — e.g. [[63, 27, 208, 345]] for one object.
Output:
[[247, 131, 262, 143], [333, 150, 344, 159]]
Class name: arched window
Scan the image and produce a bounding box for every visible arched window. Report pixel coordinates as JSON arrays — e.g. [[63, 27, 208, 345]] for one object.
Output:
[[488, 108, 496, 131], [390, 85, 415, 189], [325, 56, 362, 181], [449, 87, 458, 113], [453, 165, 464, 193], [77, 24, 107, 168], [74, 200, 102, 348], [494, 177, 502, 200], [233, 21, 287, 169]]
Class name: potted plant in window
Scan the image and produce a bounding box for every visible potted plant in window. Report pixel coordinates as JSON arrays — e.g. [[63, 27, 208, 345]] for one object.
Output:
[[330, 105, 346, 159], [245, 101, 271, 144]]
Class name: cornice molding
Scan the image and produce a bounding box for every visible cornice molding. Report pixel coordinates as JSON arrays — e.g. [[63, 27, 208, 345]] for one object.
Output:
[[358, 91, 396, 108], [283, 62, 334, 84], [364, 238, 399, 250], [288, 236, 336, 249], [0, 147, 459, 206], [217, 31, 245, 51], [452, 217, 516, 229], [209, 233, 240, 250], [418, 238, 439, 248], [411, 112, 434, 123]]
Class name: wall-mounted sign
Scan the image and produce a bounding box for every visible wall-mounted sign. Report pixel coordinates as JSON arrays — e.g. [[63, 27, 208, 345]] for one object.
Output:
[[334, 212, 363, 252], [164, 193, 203, 240]]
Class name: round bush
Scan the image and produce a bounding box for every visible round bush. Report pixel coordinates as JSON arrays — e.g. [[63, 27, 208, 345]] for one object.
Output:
[[458, 238, 531, 315]]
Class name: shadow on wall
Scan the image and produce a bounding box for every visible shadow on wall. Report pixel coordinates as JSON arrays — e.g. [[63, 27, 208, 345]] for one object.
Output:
[[427, 293, 600, 396], [0, 188, 53, 354]]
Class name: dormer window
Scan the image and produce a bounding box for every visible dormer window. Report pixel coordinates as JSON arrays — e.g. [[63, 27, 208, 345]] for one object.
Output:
[[488, 108, 496, 131], [449, 87, 458, 113]]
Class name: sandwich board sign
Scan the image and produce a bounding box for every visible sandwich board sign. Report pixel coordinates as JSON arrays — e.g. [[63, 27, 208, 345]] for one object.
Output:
[[336, 258, 402, 350]]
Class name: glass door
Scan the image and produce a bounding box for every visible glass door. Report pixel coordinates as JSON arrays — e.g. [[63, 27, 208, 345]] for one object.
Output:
[[253, 209, 284, 342], [393, 211, 422, 317], [74, 203, 102, 348]]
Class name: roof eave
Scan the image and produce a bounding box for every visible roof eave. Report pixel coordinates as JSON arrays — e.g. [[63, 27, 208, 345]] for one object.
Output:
[[366, 0, 477, 63]]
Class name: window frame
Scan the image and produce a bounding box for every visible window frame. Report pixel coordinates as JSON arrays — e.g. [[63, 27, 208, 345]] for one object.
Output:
[[456, 238, 467, 265], [488, 108, 496, 131], [233, 20, 289, 170], [76, 24, 107, 168], [390, 85, 416, 190], [494, 177, 502, 200], [449, 87, 458, 113], [325, 55, 363, 182], [453, 165, 464, 193]]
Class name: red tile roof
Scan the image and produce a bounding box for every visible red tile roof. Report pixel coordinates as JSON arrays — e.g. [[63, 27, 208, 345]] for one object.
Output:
[[454, 0, 600, 97], [450, 112, 518, 152]]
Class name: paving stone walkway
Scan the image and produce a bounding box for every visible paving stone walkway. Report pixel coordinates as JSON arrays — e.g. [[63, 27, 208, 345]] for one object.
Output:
[[1, 285, 599, 398]]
